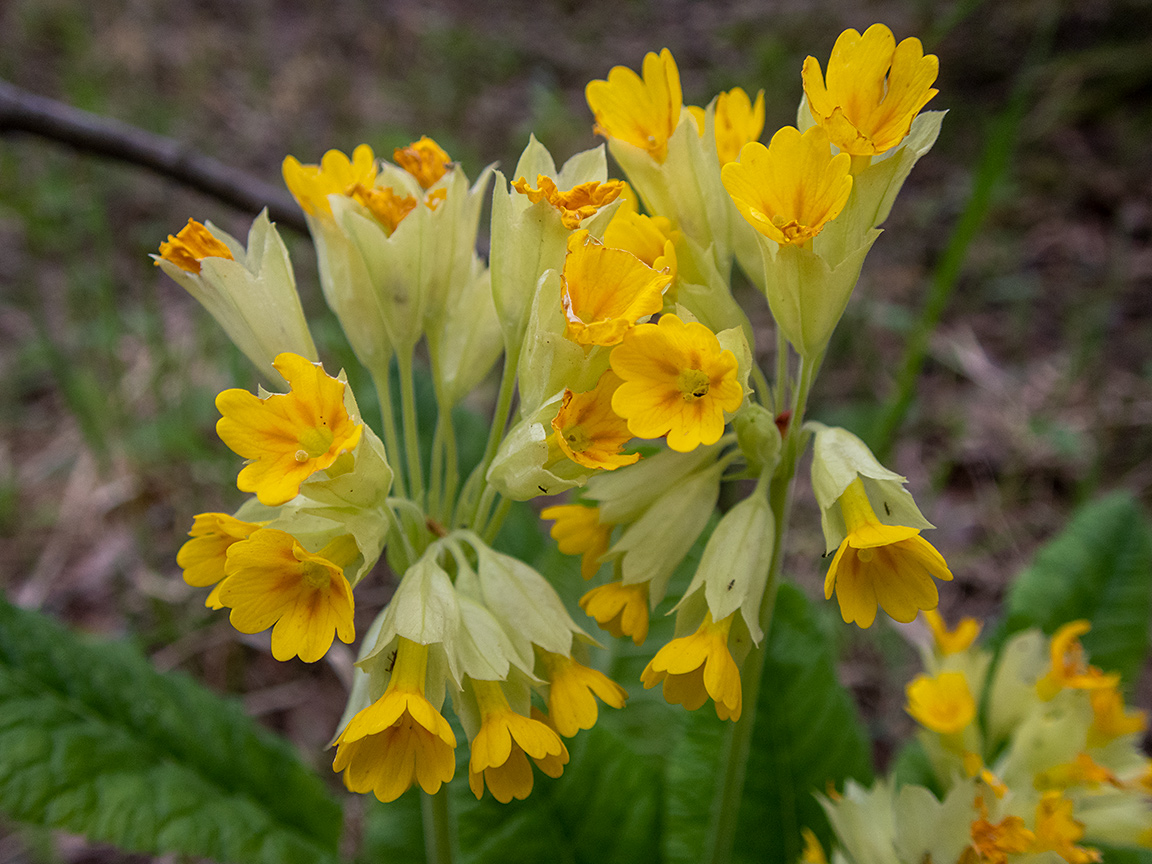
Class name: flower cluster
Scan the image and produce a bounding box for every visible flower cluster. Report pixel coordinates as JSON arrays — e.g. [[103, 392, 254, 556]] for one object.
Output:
[[808, 616, 1151, 863], [158, 23, 958, 806]]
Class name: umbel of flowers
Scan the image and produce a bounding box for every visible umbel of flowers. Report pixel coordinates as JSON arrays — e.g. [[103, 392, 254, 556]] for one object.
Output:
[[158, 23, 951, 810]]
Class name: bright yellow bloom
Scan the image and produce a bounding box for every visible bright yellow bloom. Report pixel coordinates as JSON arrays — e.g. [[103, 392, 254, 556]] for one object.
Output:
[[177, 512, 263, 589], [392, 136, 452, 189], [282, 144, 377, 216], [1030, 791, 1102, 863], [824, 477, 952, 628], [467, 678, 568, 803], [157, 219, 234, 274], [215, 353, 363, 507], [579, 581, 650, 646], [721, 125, 852, 246], [551, 370, 639, 471], [802, 24, 939, 157], [332, 638, 456, 802], [541, 504, 612, 581], [352, 184, 417, 233], [641, 611, 742, 721], [689, 87, 766, 166], [1088, 685, 1147, 747], [1034, 753, 1121, 792], [586, 48, 682, 163], [610, 314, 743, 453], [800, 828, 828, 864], [905, 671, 975, 735], [967, 797, 1035, 864], [511, 175, 624, 229], [923, 608, 982, 655], [1035, 620, 1119, 700], [218, 529, 356, 662], [561, 231, 671, 347], [602, 206, 678, 288], [539, 650, 628, 738]]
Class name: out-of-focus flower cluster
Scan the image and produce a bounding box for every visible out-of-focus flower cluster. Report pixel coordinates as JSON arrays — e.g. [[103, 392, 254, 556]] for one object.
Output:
[[807, 616, 1151, 863]]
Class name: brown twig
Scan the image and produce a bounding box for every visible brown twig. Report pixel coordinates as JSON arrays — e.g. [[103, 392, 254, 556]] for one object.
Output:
[[0, 78, 308, 234]]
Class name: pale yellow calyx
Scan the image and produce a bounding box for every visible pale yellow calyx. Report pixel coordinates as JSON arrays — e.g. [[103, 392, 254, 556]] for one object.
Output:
[[157, 219, 234, 274], [393, 136, 452, 189]]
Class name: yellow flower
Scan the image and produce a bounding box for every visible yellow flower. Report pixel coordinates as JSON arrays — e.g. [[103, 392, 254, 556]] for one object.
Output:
[[352, 184, 417, 234], [551, 370, 640, 471], [332, 637, 456, 802], [215, 353, 363, 507], [467, 678, 568, 803], [1030, 791, 1102, 863], [923, 608, 982, 655], [392, 136, 452, 189], [1035, 620, 1119, 701], [282, 144, 377, 216], [801, 24, 939, 157], [561, 231, 671, 347], [177, 512, 264, 608], [511, 175, 625, 229], [586, 48, 682, 163], [721, 125, 852, 246], [218, 529, 356, 663], [602, 205, 678, 288], [968, 796, 1035, 864], [905, 671, 975, 735], [610, 314, 743, 453], [540, 504, 612, 581], [1087, 685, 1147, 747], [689, 87, 766, 166], [824, 477, 952, 628], [539, 650, 628, 737], [641, 611, 742, 721], [579, 581, 650, 646], [156, 219, 235, 274], [800, 828, 828, 864], [1034, 753, 1121, 792]]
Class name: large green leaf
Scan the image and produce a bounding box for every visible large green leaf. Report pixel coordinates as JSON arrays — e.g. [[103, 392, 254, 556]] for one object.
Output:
[[0, 598, 342, 864], [664, 583, 874, 864], [997, 491, 1152, 684]]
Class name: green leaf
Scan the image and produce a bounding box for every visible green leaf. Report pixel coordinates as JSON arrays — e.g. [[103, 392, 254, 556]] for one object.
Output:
[[664, 583, 874, 864], [0, 598, 342, 864], [997, 491, 1152, 684], [1095, 845, 1152, 864]]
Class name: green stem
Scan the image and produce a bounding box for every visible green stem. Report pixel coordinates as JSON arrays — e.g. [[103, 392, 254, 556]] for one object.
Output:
[[441, 404, 460, 526], [773, 324, 788, 416], [481, 496, 512, 545], [421, 788, 455, 864], [397, 348, 426, 508], [460, 344, 520, 528], [372, 360, 406, 500], [751, 362, 773, 410], [429, 411, 445, 522]]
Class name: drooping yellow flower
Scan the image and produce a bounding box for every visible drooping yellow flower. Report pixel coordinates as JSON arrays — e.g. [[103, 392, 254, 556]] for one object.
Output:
[[352, 184, 417, 234], [215, 352, 363, 507], [579, 581, 650, 646], [905, 670, 976, 735], [157, 219, 235, 274], [177, 512, 264, 608], [511, 175, 625, 229], [561, 231, 671, 347], [541, 504, 612, 581], [467, 678, 568, 803], [282, 144, 377, 216], [1087, 685, 1147, 747], [967, 796, 1035, 864], [538, 650, 628, 738], [218, 529, 356, 663], [802, 24, 939, 157], [610, 314, 743, 453], [1030, 791, 1102, 863], [721, 125, 852, 246], [688, 87, 766, 166], [551, 370, 640, 471], [824, 477, 952, 628], [1035, 620, 1119, 701], [586, 48, 682, 163], [392, 136, 452, 189], [641, 611, 742, 721], [332, 637, 457, 802], [923, 608, 982, 655]]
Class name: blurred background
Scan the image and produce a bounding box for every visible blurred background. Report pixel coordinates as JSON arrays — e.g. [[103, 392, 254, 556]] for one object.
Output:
[[2, 0, 1151, 859]]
